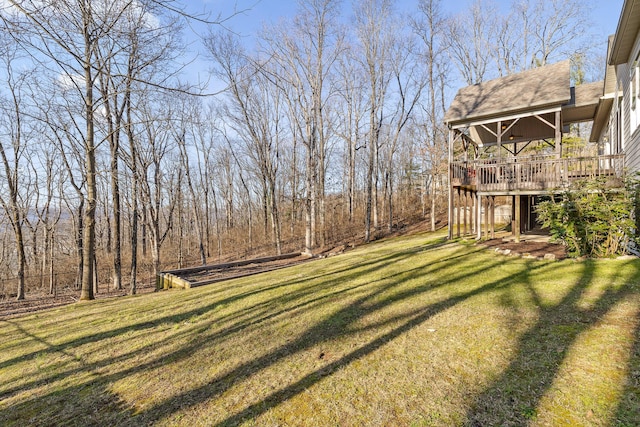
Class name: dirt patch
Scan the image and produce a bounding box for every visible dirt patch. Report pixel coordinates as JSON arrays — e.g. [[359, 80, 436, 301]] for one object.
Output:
[[181, 255, 312, 285], [482, 238, 568, 260], [0, 284, 156, 321]]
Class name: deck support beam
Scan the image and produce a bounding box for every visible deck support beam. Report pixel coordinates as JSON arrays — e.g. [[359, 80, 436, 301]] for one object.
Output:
[[555, 110, 562, 157], [490, 196, 495, 239], [484, 196, 489, 239], [471, 191, 476, 234], [477, 192, 482, 240], [497, 121, 502, 161], [514, 194, 521, 243], [463, 189, 468, 235], [456, 188, 461, 237], [448, 129, 454, 240]]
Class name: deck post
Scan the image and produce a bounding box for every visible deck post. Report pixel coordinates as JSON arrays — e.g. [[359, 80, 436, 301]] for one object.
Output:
[[497, 120, 502, 161], [471, 191, 476, 234], [477, 192, 482, 240], [525, 196, 532, 231], [515, 194, 521, 243], [511, 196, 516, 236], [448, 129, 454, 239], [456, 188, 461, 237], [555, 110, 562, 158], [490, 196, 496, 239], [484, 196, 489, 238], [463, 189, 468, 235]]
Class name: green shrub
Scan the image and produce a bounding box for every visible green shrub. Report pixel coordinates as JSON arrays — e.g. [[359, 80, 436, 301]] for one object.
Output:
[[535, 176, 640, 257]]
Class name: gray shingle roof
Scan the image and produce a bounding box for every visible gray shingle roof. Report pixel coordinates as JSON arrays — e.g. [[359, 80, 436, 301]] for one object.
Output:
[[572, 81, 604, 106], [444, 60, 571, 125]]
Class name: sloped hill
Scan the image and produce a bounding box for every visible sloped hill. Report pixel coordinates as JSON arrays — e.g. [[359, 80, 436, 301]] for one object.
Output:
[[1, 231, 639, 426]]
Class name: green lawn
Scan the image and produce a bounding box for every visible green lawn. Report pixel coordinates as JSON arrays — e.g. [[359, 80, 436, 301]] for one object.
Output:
[[1, 231, 640, 426]]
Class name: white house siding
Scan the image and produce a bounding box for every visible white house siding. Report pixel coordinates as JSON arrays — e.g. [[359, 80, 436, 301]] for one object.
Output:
[[619, 62, 631, 153], [622, 37, 640, 174], [602, 79, 623, 157]]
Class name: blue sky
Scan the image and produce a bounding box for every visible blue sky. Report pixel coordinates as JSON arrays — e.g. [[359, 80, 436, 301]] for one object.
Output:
[[188, 0, 625, 91], [206, 0, 624, 39]]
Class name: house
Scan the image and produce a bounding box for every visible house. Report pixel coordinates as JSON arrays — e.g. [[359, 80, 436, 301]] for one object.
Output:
[[444, 60, 625, 241], [592, 0, 640, 172]]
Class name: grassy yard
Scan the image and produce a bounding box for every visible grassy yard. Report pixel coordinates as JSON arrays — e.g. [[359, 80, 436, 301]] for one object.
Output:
[[1, 231, 640, 426]]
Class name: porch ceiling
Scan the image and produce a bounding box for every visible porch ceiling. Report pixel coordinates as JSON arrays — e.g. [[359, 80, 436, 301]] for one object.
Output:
[[467, 113, 558, 146]]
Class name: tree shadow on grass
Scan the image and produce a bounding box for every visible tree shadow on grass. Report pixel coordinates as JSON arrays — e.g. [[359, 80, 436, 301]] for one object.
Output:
[[466, 260, 640, 426], [0, 247, 426, 400], [1, 381, 137, 427], [612, 259, 640, 425], [4, 239, 585, 426], [126, 247, 543, 425], [0, 239, 496, 425], [613, 315, 640, 424], [0, 244, 426, 373]]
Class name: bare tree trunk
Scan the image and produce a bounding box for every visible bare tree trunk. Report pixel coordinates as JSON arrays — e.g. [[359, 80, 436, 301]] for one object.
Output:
[[373, 138, 379, 230], [141, 210, 148, 258], [74, 200, 85, 290], [79, 5, 97, 301], [127, 95, 138, 295], [49, 230, 55, 295], [431, 179, 437, 232], [387, 170, 394, 232], [177, 181, 185, 268], [130, 194, 138, 294], [178, 133, 207, 265], [291, 134, 298, 239], [0, 64, 27, 300], [12, 220, 26, 300], [365, 120, 375, 242], [268, 179, 282, 255], [349, 130, 357, 222], [107, 104, 122, 291], [305, 129, 317, 253]]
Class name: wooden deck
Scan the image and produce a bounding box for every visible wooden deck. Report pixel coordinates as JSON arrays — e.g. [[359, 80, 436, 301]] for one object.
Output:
[[451, 154, 625, 193]]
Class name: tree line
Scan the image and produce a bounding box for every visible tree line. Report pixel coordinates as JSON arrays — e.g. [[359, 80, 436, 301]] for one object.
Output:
[[0, 0, 597, 301]]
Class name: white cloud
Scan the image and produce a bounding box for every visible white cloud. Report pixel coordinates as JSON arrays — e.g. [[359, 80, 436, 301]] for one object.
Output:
[[56, 72, 85, 91], [0, 0, 160, 31]]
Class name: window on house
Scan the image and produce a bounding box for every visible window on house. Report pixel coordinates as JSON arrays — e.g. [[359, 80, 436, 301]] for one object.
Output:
[[619, 97, 624, 153], [631, 55, 640, 134]]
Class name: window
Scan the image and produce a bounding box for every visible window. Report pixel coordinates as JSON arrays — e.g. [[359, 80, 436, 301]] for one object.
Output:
[[631, 53, 640, 134], [633, 63, 637, 111], [619, 97, 624, 153]]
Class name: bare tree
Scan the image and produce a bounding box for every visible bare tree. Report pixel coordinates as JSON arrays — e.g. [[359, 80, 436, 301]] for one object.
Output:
[[380, 30, 425, 232], [0, 38, 32, 300], [335, 45, 366, 223], [447, 0, 497, 85], [31, 151, 63, 294], [413, 0, 449, 231], [136, 94, 177, 279], [0, 0, 132, 300], [448, 0, 595, 85], [206, 32, 285, 254], [353, 0, 397, 242], [261, 0, 342, 253]]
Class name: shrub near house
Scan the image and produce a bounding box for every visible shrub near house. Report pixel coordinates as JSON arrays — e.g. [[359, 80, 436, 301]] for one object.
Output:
[[536, 176, 640, 257]]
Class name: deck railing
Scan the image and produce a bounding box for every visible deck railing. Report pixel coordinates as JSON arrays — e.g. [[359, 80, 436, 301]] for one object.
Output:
[[451, 154, 625, 192]]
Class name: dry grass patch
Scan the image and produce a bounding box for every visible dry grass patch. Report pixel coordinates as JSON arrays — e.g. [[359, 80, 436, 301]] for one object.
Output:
[[1, 231, 640, 426]]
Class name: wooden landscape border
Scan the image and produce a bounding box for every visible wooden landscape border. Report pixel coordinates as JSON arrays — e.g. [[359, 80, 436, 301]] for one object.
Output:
[[156, 252, 308, 290]]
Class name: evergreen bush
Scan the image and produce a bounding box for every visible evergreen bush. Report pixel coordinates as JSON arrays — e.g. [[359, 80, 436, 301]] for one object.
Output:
[[535, 176, 640, 257]]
